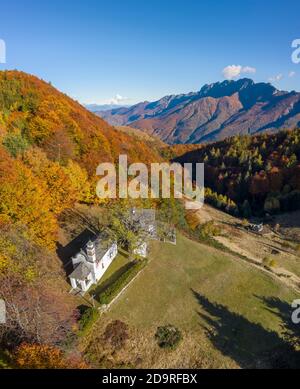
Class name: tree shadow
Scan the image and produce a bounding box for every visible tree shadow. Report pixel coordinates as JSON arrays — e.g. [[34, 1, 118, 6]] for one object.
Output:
[[56, 228, 97, 273], [77, 304, 92, 316], [56, 207, 101, 275], [255, 295, 300, 351], [58, 208, 100, 235], [192, 290, 300, 368], [90, 262, 135, 301]]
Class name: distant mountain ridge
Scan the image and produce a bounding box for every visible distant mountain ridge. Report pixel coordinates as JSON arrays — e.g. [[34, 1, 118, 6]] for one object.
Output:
[[85, 103, 130, 112], [97, 79, 300, 144]]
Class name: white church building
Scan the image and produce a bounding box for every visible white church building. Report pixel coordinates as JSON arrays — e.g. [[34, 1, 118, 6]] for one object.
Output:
[[69, 234, 118, 293], [69, 208, 157, 294]]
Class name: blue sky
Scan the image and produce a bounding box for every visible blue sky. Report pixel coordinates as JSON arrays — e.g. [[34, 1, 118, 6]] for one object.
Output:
[[0, 0, 299, 104]]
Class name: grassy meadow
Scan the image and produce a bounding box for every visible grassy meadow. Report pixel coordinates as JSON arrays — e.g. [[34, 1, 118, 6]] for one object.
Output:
[[82, 233, 299, 368]]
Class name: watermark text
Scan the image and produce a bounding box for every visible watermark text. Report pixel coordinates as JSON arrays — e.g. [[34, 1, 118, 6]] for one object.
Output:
[[292, 299, 300, 324], [292, 39, 300, 64], [96, 155, 204, 210], [0, 39, 6, 64]]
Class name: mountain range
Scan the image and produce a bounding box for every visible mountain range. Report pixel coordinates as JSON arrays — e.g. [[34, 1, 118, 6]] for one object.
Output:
[[85, 103, 130, 112], [97, 79, 300, 144]]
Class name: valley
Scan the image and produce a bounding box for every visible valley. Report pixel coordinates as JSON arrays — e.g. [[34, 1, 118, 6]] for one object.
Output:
[[0, 70, 299, 370], [1, 0, 300, 376]]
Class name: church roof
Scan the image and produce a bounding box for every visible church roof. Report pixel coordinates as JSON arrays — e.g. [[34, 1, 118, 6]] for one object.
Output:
[[69, 262, 91, 281], [87, 233, 114, 262]]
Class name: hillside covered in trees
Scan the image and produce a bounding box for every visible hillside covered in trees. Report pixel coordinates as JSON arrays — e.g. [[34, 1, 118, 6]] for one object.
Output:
[[0, 70, 164, 367], [0, 69, 299, 368], [173, 129, 300, 218], [0, 70, 164, 248]]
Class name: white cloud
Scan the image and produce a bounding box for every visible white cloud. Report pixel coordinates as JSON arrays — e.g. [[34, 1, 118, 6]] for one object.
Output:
[[288, 71, 296, 78], [107, 94, 129, 105], [222, 65, 256, 80], [222, 65, 242, 80], [241, 66, 256, 74], [268, 74, 283, 83], [83, 94, 132, 106]]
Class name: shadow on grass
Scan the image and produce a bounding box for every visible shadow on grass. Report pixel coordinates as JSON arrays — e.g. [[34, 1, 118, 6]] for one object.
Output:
[[56, 207, 101, 272], [90, 262, 135, 301], [56, 228, 97, 273], [255, 295, 300, 351], [192, 290, 300, 368]]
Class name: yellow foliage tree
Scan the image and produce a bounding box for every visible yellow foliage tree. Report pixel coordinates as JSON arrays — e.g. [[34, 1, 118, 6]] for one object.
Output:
[[0, 149, 57, 249], [23, 148, 77, 214], [63, 160, 94, 203]]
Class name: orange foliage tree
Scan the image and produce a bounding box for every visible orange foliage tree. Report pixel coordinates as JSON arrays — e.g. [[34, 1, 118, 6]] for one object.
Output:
[[0, 146, 57, 249], [14, 343, 87, 369]]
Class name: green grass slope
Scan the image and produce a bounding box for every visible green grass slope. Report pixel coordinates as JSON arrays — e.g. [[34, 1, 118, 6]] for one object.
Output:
[[84, 233, 299, 368]]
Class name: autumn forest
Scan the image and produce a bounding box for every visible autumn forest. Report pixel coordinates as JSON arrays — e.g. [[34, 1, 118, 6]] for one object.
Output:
[[0, 70, 300, 369]]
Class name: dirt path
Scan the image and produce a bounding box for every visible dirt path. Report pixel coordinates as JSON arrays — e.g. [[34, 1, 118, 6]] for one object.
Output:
[[215, 236, 260, 263], [184, 200, 300, 292], [214, 235, 300, 292]]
